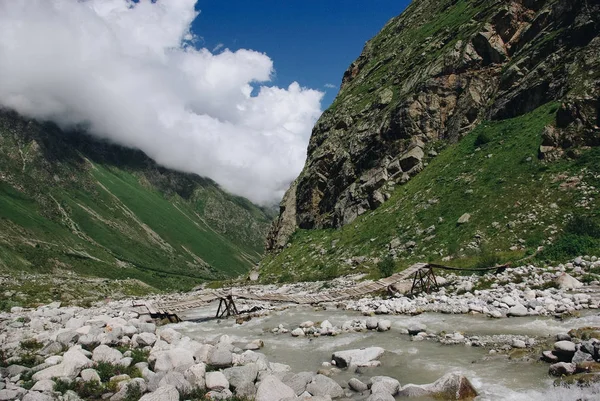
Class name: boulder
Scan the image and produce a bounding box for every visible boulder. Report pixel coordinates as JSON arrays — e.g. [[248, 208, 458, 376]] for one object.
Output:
[[370, 376, 400, 395], [32, 347, 92, 381], [555, 273, 583, 290], [367, 393, 395, 401], [138, 385, 179, 401], [92, 345, 123, 364], [159, 371, 192, 393], [209, 346, 233, 368], [306, 374, 344, 398], [366, 317, 378, 330], [572, 350, 594, 364], [255, 375, 296, 401], [136, 333, 157, 347], [399, 146, 424, 172], [291, 328, 305, 337], [31, 380, 55, 392], [507, 304, 528, 317], [223, 364, 259, 389], [81, 368, 101, 382], [398, 373, 477, 400], [549, 362, 576, 377], [377, 320, 391, 332], [158, 328, 182, 345], [154, 348, 195, 373], [457, 213, 471, 225], [184, 363, 206, 388], [206, 371, 229, 391], [332, 347, 385, 368], [22, 392, 54, 401], [348, 377, 368, 392], [407, 324, 426, 335], [283, 371, 315, 395]]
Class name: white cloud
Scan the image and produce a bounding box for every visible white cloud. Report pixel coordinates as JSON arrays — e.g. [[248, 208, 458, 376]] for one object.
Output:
[[324, 83, 336, 89], [0, 0, 323, 204]]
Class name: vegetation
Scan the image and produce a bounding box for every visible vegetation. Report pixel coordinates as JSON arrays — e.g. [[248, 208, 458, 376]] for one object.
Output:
[[377, 257, 396, 278], [0, 111, 273, 299], [261, 103, 599, 280]]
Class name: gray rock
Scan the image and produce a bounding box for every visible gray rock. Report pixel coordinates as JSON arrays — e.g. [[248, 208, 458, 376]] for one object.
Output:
[[283, 371, 314, 395], [407, 324, 426, 335], [0, 388, 26, 401], [208, 346, 233, 368], [22, 392, 54, 401], [138, 385, 179, 401], [370, 376, 400, 395], [159, 371, 191, 393], [556, 333, 572, 342], [512, 340, 526, 349], [110, 378, 147, 401], [377, 320, 391, 332], [549, 362, 576, 377], [366, 317, 378, 330], [153, 348, 195, 373], [32, 347, 92, 381], [554, 341, 577, 354], [92, 345, 123, 364], [39, 342, 63, 356], [184, 363, 206, 389], [291, 328, 305, 337], [367, 393, 395, 401], [398, 372, 477, 399], [555, 273, 583, 290], [348, 377, 368, 392], [306, 374, 343, 398], [81, 368, 101, 382], [457, 213, 471, 224], [158, 328, 182, 345], [136, 332, 157, 347], [572, 350, 593, 364], [206, 371, 229, 391], [31, 380, 55, 392], [507, 304, 528, 317], [255, 375, 295, 401], [332, 347, 385, 368], [223, 364, 258, 389], [57, 330, 80, 346], [234, 382, 256, 398]]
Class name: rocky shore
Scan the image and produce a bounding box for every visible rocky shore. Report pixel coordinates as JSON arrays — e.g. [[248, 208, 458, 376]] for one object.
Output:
[[1, 256, 599, 400]]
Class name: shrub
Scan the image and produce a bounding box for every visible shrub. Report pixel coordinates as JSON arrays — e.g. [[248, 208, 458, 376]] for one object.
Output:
[[474, 132, 492, 147], [475, 248, 500, 269], [20, 339, 43, 351], [377, 257, 396, 278]]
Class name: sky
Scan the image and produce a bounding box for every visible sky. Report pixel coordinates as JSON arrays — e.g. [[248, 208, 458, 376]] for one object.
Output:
[[0, 0, 409, 205], [192, 0, 410, 107]]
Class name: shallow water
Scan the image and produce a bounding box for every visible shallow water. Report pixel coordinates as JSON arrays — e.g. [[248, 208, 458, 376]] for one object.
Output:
[[174, 304, 600, 400]]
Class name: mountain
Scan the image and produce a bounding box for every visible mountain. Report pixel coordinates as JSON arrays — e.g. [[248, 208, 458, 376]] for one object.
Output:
[[262, 0, 600, 281], [0, 110, 273, 294]]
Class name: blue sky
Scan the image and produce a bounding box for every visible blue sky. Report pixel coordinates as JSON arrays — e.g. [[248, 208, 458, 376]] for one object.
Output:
[[191, 0, 411, 107]]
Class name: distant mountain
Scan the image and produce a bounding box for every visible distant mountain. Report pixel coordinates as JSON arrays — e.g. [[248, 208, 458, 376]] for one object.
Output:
[[263, 0, 600, 281], [0, 110, 274, 292]]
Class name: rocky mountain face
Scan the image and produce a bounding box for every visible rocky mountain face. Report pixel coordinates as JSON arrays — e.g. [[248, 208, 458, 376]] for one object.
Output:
[[267, 0, 600, 251], [0, 111, 273, 293]]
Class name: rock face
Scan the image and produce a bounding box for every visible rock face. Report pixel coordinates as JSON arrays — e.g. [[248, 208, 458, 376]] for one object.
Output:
[[267, 0, 600, 250]]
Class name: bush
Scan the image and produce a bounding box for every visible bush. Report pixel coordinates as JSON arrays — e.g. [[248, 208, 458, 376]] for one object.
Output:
[[474, 132, 492, 147], [377, 257, 396, 278], [475, 248, 501, 269], [565, 215, 600, 238]]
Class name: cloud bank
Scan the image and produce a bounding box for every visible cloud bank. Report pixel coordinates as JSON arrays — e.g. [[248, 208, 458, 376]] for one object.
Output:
[[0, 0, 323, 204]]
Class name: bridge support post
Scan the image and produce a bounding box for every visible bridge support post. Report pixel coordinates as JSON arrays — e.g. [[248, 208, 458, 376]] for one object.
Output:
[[410, 267, 439, 295], [216, 295, 239, 318]]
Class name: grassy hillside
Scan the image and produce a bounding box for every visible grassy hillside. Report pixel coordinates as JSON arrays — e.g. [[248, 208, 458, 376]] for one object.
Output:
[[0, 110, 273, 300], [260, 103, 600, 282]]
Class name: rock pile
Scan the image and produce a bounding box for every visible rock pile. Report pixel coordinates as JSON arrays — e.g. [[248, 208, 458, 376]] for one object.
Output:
[[542, 328, 600, 385]]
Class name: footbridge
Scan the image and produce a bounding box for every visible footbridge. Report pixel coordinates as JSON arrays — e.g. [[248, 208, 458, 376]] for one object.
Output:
[[137, 262, 508, 322]]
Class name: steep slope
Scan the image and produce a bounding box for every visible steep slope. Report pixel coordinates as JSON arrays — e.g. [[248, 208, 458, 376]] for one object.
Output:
[[263, 0, 600, 280], [0, 110, 273, 292]]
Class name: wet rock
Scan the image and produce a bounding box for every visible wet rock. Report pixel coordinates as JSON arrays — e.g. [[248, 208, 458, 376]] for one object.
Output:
[[541, 350, 559, 363], [407, 324, 426, 335], [366, 317, 378, 330], [377, 320, 391, 332], [348, 378, 368, 392], [306, 374, 344, 398], [291, 328, 305, 337], [370, 376, 400, 395], [572, 350, 593, 364], [331, 347, 385, 368], [549, 362, 576, 377], [398, 372, 477, 400]]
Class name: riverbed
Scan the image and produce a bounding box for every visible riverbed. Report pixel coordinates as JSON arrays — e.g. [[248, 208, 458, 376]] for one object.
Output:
[[175, 304, 600, 400]]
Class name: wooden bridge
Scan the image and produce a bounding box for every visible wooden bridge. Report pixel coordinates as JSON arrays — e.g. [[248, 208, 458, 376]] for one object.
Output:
[[138, 262, 508, 321]]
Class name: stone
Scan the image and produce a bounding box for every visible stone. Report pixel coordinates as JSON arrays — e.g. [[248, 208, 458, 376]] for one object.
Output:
[[399, 146, 424, 172], [81, 368, 101, 382], [22, 392, 54, 401], [555, 273, 583, 290], [31, 379, 55, 392], [154, 348, 195, 373], [138, 385, 179, 401], [92, 345, 123, 364], [209, 346, 233, 368], [255, 375, 295, 401], [457, 213, 471, 225], [158, 328, 182, 345], [184, 363, 206, 388], [366, 317, 378, 330], [291, 328, 305, 337], [306, 374, 344, 398], [377, 320, 391, 332], [136, 332, 157, 347], [331, 347, 385, 368], [398, 373, 477, 399], [348, 377, 368, 392], [541, 350, 559, 363], [507, 304, 528, 317], [223, 364, 259, 389], [367, 393, 395, 401], [549, 362, 576, 377], [370, 376, 400, 395], [159, 371, 192, 393], [554, 341, 577, 355], [512, 340, 526, 349], [206, 372, 229, 391], [32, 347, 92, 381], [283, 371, 315, 395], [407, 324, 426, 335]]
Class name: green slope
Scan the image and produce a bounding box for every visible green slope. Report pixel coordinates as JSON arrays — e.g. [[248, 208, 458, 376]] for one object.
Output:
[[0, 111, 273, 293], [260, 103, 600, 282]]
